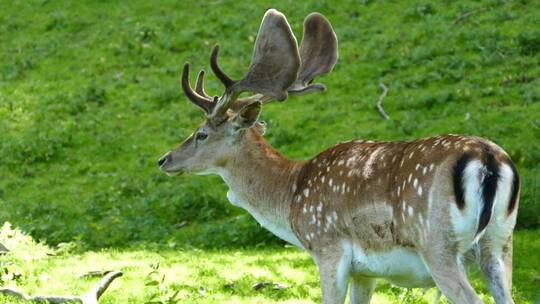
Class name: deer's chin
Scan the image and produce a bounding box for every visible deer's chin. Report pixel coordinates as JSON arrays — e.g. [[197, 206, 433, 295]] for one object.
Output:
[[165, 170, 184, 177], [160, 166, 185, 176]]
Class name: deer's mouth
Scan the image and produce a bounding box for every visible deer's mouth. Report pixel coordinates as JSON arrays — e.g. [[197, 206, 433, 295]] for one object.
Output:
[[159, 161, 185, 176], [160, 166, 185, 176], [165, 170, 184, 176]]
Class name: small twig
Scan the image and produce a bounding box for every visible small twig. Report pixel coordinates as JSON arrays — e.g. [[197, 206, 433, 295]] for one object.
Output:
[[86, 271, 123, 301], [453, 7, 487, 25], [375, 82, 390, 120], [0, 271, 123, 304], [78, 270, 112, 279]]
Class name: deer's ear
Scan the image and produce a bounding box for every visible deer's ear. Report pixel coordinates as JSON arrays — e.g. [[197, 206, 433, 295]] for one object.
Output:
[[233, 102, 262, 131]]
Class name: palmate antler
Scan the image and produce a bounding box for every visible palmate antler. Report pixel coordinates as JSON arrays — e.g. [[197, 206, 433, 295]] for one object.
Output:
[[181, 9, 338, 123]]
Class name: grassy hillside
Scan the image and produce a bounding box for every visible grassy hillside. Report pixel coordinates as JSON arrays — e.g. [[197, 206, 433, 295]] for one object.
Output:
[[1, 0, 539, 249]]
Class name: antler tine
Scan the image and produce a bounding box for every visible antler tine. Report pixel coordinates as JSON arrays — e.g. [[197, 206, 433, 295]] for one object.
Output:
[[195, 69, 211, 98], [181, 63, 215, 114], [209, 45, 245, 119], [210, 45, 236, 89]]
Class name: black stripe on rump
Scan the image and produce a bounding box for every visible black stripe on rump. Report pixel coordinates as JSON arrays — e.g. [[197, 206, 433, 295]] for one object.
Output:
[[505, 158, 520, 214], [477, 145, 500, 234], [453, 153, 474, 210]]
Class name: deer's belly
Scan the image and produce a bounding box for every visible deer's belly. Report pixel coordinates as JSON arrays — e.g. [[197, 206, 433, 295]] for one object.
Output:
[[349, 244, 434, 288]]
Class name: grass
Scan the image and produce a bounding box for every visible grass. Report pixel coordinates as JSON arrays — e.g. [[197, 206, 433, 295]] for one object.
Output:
[[1, 224, 539, 303], [0, 0, 539, 302]]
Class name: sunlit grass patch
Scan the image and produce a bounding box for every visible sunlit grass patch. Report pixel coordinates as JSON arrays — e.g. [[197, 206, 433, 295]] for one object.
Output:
[[1, 226, 538, 303]]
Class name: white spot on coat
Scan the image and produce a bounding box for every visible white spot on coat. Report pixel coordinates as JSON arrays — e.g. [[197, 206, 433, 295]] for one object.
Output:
[[363, 146, 383, 178]]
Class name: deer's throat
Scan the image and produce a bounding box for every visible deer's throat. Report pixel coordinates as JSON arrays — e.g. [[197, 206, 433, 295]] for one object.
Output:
[[216, 139, 303, 247]]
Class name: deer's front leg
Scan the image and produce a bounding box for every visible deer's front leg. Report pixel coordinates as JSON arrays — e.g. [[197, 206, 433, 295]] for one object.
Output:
[[313, 245, 351, 304], [349, 276, 375, 304]]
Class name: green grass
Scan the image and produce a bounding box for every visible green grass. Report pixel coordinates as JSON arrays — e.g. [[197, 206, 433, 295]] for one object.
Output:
[[0, 0, 539, 302], [1, 225, 539, 303]]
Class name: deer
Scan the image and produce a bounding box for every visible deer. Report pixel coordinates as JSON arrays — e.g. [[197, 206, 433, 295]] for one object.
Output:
[[158, 9, 520, 304]]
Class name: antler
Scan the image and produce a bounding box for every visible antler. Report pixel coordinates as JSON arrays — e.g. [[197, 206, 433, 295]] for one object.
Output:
[[289, 12, 338, 94], [195, 70, 212, 99], [209, 9, 301, 120], [234, 11, 338, 108], [181, 9, 338, 121], [181, 64, 215, 114]]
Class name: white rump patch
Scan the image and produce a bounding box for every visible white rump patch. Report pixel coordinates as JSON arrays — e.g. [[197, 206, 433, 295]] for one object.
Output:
[[485, 163, 518, 248], [449, 159, 483, 252]]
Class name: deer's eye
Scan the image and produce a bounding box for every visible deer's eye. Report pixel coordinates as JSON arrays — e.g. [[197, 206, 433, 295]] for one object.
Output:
[[196, 132, 208, 141]]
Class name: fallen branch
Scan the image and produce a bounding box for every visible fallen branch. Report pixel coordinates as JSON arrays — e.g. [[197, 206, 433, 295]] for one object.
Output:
[[375, 82, 390, 120], [0, 270, 123, 304], [453, 7, 487, 25]]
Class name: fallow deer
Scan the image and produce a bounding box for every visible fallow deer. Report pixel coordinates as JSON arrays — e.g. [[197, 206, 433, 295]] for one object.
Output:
[[158, 9, 520, 304]]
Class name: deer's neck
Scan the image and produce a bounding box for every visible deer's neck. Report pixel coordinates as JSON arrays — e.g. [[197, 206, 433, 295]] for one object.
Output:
[[217, 129, 304, 247]]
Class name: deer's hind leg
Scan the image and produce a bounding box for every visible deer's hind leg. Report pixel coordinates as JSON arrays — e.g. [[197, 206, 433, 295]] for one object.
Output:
[[478, 161, 517, 304], [478, 212, 516, 304], [478, 235, 514, 304], [420, 244, 483, 304]]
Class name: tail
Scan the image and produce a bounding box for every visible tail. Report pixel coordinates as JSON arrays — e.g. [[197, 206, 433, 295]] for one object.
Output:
[[452, 144, 520, 236]]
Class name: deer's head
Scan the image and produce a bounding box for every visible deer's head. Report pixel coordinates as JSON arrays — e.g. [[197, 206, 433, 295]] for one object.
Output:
[[158, 9, 338, 175]]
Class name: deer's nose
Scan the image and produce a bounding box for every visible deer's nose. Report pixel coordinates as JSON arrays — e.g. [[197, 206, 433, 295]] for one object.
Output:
[[158, 153, 171, 167]]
